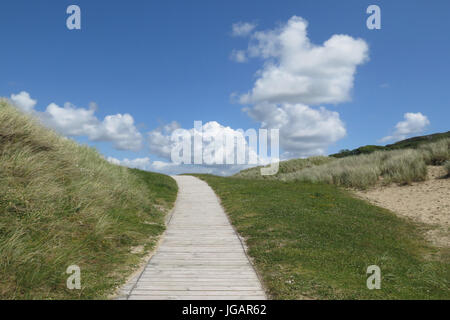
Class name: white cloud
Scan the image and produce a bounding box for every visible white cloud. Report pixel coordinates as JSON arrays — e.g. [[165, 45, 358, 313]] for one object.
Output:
[[107, 157, 121, 166], [231, 22, 257, 37], [230, 49, 248, 63], [91, 114, 142, 151], [9, 91, 143, 151], [147, 120, 269, 175], [148, 121, 181, 158], [10, 91, 37, 112], [107, 156, 248, 176], [238, 16, 369, 105], [231, 16, 367, 157], [246, 103, 346, 157], [380, 112, 430, 143], [42, 103, 142, 151], [107, 157, 152, 171], [151, 161, 250, 176], [41, 102, 99, 136]]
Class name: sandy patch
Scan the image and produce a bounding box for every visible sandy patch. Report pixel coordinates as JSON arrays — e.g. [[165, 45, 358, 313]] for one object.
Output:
[[354, 166, 449, 247]]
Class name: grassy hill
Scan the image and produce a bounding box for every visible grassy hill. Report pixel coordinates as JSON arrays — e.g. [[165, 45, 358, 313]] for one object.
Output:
[[202, 131, 450, 299], [194, 175, 449, 299], [330, 131, 450, 158], [0, 100, 177, 299], [235, 136, 449, 189]]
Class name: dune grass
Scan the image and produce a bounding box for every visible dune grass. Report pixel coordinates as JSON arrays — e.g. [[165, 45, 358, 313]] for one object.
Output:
[[419, 138, 450, 165], [235, 139, 450, 189], [330, 131, 450, 158], [237, 156, 334, 179], [0, 101, 177, 299], [445, 161, 450, 177], [196, 174, 449, 299]]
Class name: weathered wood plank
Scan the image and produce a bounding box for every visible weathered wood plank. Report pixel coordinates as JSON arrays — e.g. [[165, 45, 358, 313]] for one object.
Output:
[[118, 176, 266, 300]]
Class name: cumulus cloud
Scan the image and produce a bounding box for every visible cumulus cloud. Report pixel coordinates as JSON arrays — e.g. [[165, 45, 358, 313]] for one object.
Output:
[[238, 16, 369, 105], [246, 103, 346, 157], [231, 22, 257, 37], [9, 91, 143, 151], [147, 121, 271, 171], [10, 91, 37, 112], [148, 121, 181, 158], [91, 114, 142, 151], [380, 112, 430, 143], [107, 156, 248, 176], [107, 157, 152, 171], [146, 120, 282, 175], [231, 16, 368, 156], [150, 161, 249, 176], [41, 102, 99, 136]]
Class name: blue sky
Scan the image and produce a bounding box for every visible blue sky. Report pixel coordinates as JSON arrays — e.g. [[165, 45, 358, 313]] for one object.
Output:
[[1, 0, 449, 174]]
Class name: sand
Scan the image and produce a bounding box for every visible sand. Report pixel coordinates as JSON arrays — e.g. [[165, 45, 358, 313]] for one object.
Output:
[[354, 166, 450, 247]]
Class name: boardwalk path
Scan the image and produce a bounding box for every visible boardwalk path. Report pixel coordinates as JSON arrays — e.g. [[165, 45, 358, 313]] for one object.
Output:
[[119, 175, 266, 300]]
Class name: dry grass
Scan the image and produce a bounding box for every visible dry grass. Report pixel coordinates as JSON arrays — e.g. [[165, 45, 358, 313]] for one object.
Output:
[[236, 156, 334, 179], [0, 100, 177, 299], [235, 139, 450, 189], [445, 160, 450, 177], [419, 138, 450, 165]]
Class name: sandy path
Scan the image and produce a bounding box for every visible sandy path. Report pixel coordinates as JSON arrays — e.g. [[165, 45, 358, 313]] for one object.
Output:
[[117, 175, 266, 300], [354, 166, 449, 247]]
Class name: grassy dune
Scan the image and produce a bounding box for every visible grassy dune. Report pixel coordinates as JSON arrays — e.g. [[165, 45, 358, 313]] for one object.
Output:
[[196, 174, 449, 299], [237, 156, 333, 179], [0, 101, 177, 299], [330, 131, 450, 158], [235, 138, 450, 189], [201, 134, 450, 299]]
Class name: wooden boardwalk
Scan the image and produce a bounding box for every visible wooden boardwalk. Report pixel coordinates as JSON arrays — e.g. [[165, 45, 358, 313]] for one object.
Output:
[[118, 175, 266, 300]]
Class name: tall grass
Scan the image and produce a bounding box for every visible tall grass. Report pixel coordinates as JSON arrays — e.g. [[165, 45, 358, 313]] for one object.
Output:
[[419, 138, 450, 165], [0, 100, 176, 299], [445, 160, 450, 177], [235, 138, 450, 189], [236, 156, 334, 179]]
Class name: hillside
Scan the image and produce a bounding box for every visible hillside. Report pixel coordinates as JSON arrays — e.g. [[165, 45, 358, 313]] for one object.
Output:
[[221, 130, 450, 299], [330, 131, 450, 158], [235, 135, 449, 189], [196, 174, 449, 299], [0, 100, 177, 299]]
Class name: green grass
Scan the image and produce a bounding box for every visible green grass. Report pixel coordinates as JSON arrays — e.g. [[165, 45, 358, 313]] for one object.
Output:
[[0, 100, 178, 299], [237, 156, 333, 179], [195, 174, 449, 299], [129, 168, 178, 209]]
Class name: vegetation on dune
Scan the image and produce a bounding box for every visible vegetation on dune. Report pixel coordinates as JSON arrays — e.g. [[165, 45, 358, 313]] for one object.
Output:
[[330, 131, 450, 158], [445, 160, 450, 177], [195, 174, 449, 300], [419, 138, 450, 165], [235, 138, 450, 189], [0, 100, 177, 299], [237, 156, 333, 179], [331, 145, 386, 158]]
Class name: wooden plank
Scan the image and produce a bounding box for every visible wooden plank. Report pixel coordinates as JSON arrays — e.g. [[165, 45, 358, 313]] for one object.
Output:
[[118, 176, 266, 300]]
